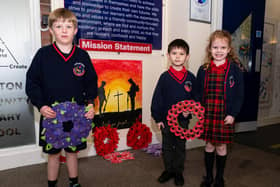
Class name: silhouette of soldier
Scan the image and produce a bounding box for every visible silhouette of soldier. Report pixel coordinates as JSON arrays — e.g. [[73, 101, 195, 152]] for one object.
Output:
[[127, 78, 139, 111], [98, 81, 107, 114]]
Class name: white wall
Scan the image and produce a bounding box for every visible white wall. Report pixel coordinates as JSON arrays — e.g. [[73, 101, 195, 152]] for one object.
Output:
[[265, 0, 280, 20], [0, 0, 222, 170]]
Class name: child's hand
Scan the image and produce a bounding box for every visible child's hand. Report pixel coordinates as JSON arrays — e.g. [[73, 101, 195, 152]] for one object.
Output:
[[40, 105, 56, 118], [157, 122, 164, 130], [85, 104, 95, 119], [182, 111, 190, 118], [224, 115, 235, 125]]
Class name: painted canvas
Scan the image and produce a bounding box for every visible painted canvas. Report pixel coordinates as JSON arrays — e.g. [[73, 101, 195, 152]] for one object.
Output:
[[92, 59, 142, 129]]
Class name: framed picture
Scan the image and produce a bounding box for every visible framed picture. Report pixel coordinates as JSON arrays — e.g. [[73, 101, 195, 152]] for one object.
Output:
[[189, 0, 212, 23]]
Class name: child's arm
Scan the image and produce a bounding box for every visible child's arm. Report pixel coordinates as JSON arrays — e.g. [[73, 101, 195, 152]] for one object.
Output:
[[40, 105, 56, 118], [156, 122, 164, 130], [233, 67, 245, 116], [224, 115, 234, 125], [25, 49, 46, 111], [84, 103, 95, 119], [151, 74, 165, 124], [83, 52, 98, 107], [182, 111, 190, 118], [224, 64, 245, 123], [229, 65, 245, 117], [195, 66, 205, 102]]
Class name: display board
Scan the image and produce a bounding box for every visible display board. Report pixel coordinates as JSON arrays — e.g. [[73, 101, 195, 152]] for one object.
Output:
[[65, 0, 162, 52]]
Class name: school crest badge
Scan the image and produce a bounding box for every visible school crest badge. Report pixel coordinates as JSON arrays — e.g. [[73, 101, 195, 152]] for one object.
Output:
[[184, 81, 192, 92], [73, 62, 85, 77], [229, 75, 235, 88]]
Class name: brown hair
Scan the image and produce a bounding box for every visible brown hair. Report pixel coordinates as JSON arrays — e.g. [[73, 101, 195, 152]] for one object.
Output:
[[48, 8, 78, 28], [203, 30, 241, 69]]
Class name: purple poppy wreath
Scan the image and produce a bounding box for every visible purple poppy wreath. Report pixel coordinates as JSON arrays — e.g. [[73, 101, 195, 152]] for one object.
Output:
[[41, 101, 93, 151]]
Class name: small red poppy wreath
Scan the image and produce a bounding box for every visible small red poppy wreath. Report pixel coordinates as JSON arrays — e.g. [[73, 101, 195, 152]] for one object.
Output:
[[127, 121, 152, 150], [167, 100, 205, 140], [93, 125, 119, 156]]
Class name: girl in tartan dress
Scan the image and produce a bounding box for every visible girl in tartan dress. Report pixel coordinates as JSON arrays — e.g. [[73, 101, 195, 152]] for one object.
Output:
[[197, 30, 244, 187]]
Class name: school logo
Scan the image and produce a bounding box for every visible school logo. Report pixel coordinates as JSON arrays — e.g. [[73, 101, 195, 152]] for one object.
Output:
[[229, 75, 235, 88], [73, 62, 85, 77], [184, 81, 192, 92]]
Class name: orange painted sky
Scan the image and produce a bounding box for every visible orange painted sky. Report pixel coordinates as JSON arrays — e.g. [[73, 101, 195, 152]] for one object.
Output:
[[92, 59, 142, 113]]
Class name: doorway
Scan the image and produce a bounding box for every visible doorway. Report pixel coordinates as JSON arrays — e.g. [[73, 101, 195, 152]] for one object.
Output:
[[222, 0, 266, 132]]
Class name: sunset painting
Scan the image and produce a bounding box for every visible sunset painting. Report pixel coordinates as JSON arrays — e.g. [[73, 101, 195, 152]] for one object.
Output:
[[92, 59, 142, 129]]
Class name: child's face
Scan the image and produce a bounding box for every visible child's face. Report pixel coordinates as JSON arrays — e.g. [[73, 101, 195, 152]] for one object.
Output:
[[167, 47, 189, 70], [50, 18, 77, 46], [210, 38, 230, 64]]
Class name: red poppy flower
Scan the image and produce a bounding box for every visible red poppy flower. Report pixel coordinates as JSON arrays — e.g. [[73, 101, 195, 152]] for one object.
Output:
[[103, 151, 134, 163], [59, 155, 66, 163]]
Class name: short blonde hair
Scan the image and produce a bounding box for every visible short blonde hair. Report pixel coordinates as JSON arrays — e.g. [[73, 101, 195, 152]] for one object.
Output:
[[48, 8, 78, 28]]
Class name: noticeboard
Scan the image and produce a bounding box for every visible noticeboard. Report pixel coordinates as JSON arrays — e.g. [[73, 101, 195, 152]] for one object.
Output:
[[65, 0, 162, 52]]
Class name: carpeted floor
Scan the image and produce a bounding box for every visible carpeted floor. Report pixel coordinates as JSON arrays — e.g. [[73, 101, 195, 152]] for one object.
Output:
[[0, 142, 280, 187], [235, 124, 280, 155]]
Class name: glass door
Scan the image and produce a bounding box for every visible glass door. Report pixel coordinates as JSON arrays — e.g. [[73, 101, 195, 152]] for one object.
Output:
[[223, 0, 266, 132]]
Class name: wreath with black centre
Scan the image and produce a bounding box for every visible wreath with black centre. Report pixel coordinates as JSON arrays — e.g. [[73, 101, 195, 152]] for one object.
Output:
[[41, 101, 93, 151], [166, 100, 205, 140]]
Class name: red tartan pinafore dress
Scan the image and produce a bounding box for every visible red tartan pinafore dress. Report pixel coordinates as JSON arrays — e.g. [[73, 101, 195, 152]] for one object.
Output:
[[200, 60, 234, 144]]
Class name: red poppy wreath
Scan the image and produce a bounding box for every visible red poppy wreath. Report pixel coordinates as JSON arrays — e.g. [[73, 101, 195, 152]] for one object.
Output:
[[93, 125, 119, 156], [127, 121, 152, 150], [167, 100, 205, 140]]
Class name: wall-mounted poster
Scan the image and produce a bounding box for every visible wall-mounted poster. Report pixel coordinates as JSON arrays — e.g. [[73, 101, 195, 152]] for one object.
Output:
[[92, 59, 142, 129], [65, 0, 162, 52]]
